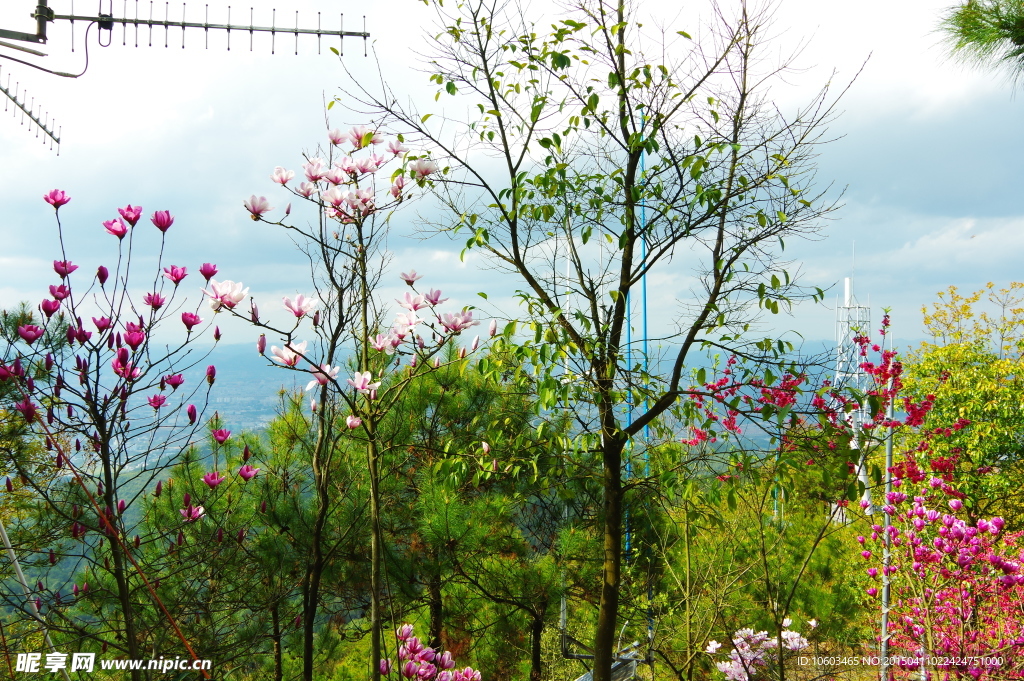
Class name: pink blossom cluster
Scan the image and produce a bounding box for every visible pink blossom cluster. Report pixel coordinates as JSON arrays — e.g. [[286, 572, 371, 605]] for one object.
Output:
[[706, 625, 809, 681], [380, 624, 481, 681]]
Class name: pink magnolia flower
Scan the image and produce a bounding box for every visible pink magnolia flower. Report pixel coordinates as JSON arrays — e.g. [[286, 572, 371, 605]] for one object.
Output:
[[270, 340, 308, 367], [398, 292, 427, 311], [43, 189, 70, 208], [328, 128, 346, 145], [124, 330, 146, 350], [271, 166, 295, 184], [199, 263, 218, 281], [180, 505, 205, 522], [244, 195, 274, 219], [40, 299, 61, 318], [387, 140, 409, 156], [164, 373, 185, 389], [296, 182, 317, 198], [424, 288, 448, 306], [53, 260, 78, 278], [13, 398, 38, 423], [103, 218, 130, 239], [206, 365, 216, 385], [238, 464, 260, 481], [409, 159, 438, 179], [111, 356, 141, 381], [181, 312, 203, 331], [201, 471, 226, 485], [118, 205, 143, 226], [346, 415, 362, 429], [96, 265, 109, 285], [148, 394, 167, 409], [202, 279, 249, 311], [187, 404, 197, 423], [151, 211, 174, 232], [390, 174, 407, 199], [347, 125, 384, 149], [18, 325, 45, 344], [323, 167, 347, 185], [305, 363, 340, 391], [481, 441, 491, 454], [49, 284, 71, 300], [949, 499, 964, 511], [283, 294, 317, 318], [399, 270, 423, 286], [211, 429, 231, 445], [347, 371, 381, 394], [371, 332, 400, 354], [257, 334, 267, 354], [163, 265, 188, 285], [488, 319, 498, 337], [310, 397, 318, 412], [380, 660, 393, 675], [143, 292, 166, 310], [439, 310, 479, 334], [302, 158, 327, 182], [322, 187, 346, 208]]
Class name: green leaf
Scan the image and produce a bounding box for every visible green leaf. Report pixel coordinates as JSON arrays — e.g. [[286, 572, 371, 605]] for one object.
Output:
[[327, 100, 335, 110], [477, 292, 488, 299], [446, 81, 458, 96], [330, 47, 339, 55], [421, 113, 433, 124]]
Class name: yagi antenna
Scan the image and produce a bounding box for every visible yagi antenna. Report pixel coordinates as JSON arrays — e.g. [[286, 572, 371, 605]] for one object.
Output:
[[0, 65, 60, 150], [0, 1, 370, 150]]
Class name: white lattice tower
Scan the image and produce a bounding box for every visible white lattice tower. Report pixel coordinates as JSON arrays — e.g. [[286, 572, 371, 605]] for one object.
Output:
[[835, 276, 874, 512]]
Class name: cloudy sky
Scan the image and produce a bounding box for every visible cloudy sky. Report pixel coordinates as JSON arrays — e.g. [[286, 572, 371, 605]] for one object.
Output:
[[0, 0, 1018, 353]]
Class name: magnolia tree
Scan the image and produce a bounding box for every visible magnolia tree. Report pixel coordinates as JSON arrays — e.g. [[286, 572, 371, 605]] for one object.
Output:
[[0, 191, 224, 680], [213, 125, 495, 681], [704, 622, 810, 681], [343, 1, 850, 676]]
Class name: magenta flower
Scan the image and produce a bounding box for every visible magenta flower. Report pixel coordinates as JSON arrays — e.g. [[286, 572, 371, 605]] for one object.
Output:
[[40, 299, 61, 319], [13, 398, 38, 423], [271, 166, 295, 184], [181, 312, 203, 331], [151, 210, 174, 232], [148, 394, 167, 409], [53, 260, 78, 278], [213, 326, 222, 341], [124, 330, 146, 350], [164, 373, 185, 389], [211, 429, 231, 444], [206, 365, 216, 385], [143, 292, 166, 310], [18, 325, 45, 344], [409, 159, 438, 179], [346, 415, 362, 429], [243, 195, 274, 219], [270, 340, 307, 367], [97, 266, 109, 285], [103, 218, 130, 239], [397, 624, 415, 641], [283, 294, 317, 318], [202, 279, 249, 311], [180, 505, 205, 522], [949, 498, 964, 511], [111, 356, 141, 381], [399, 270, 423, 286], [346, 371, 381, 394], [187, 404, 197, 424], [163, 265, 188, 285], [49, 284, 71, 301], [43, 189, 70, 208], [202, 471, 226, 488], [199, 263, 218, 281], [380, 660, 393, 675], [238, 464, 260, 481], [118, 205, 143, 226]]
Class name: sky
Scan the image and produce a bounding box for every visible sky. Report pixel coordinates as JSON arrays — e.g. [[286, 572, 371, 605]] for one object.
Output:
[[0, 0, 1019, 355]]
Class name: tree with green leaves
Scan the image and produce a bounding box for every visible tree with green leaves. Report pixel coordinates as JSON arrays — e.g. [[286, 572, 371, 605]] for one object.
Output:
[[940, 1, 1024, 79], [348, 1, 847, 677]]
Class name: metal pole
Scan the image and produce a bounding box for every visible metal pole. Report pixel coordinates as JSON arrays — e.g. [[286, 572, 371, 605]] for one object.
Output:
[[879, 335, 895, 681], [0, 517, 72, 681]]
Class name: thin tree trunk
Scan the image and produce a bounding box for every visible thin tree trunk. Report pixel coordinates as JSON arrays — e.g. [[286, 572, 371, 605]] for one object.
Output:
[[427, 557, 443, 651], [271, 602, 283, 681], [593, 437, 624, 681]]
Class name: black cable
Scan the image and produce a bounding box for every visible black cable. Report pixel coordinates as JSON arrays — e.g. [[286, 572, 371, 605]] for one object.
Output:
[[0, 23, 93, 78]]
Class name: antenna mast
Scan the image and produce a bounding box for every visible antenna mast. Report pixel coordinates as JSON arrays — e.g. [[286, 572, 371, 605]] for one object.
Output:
[[835, 275, 874, 512]]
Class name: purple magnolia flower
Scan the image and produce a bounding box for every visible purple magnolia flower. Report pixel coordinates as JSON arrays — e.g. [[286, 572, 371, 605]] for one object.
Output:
[[199, 263, 219, 281], [143, 292, 166, 310], [180, 505, 205, 522], [96, 266, 109, 285], [40, 299, 60, 318], [165, 373, 185, 390], [103, 218, 130, 239], [163, 265, 188, 285], [53, 260, 78, 278], [49, 284, 71, 300], [18, 325, 44, 344], [211, 429, 231, 444], [148, 394, 167, 409]]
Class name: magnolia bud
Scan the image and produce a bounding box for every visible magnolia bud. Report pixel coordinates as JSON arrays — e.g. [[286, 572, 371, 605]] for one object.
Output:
[[257, 334, 267, 354], [97, 266, 109, 285]]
